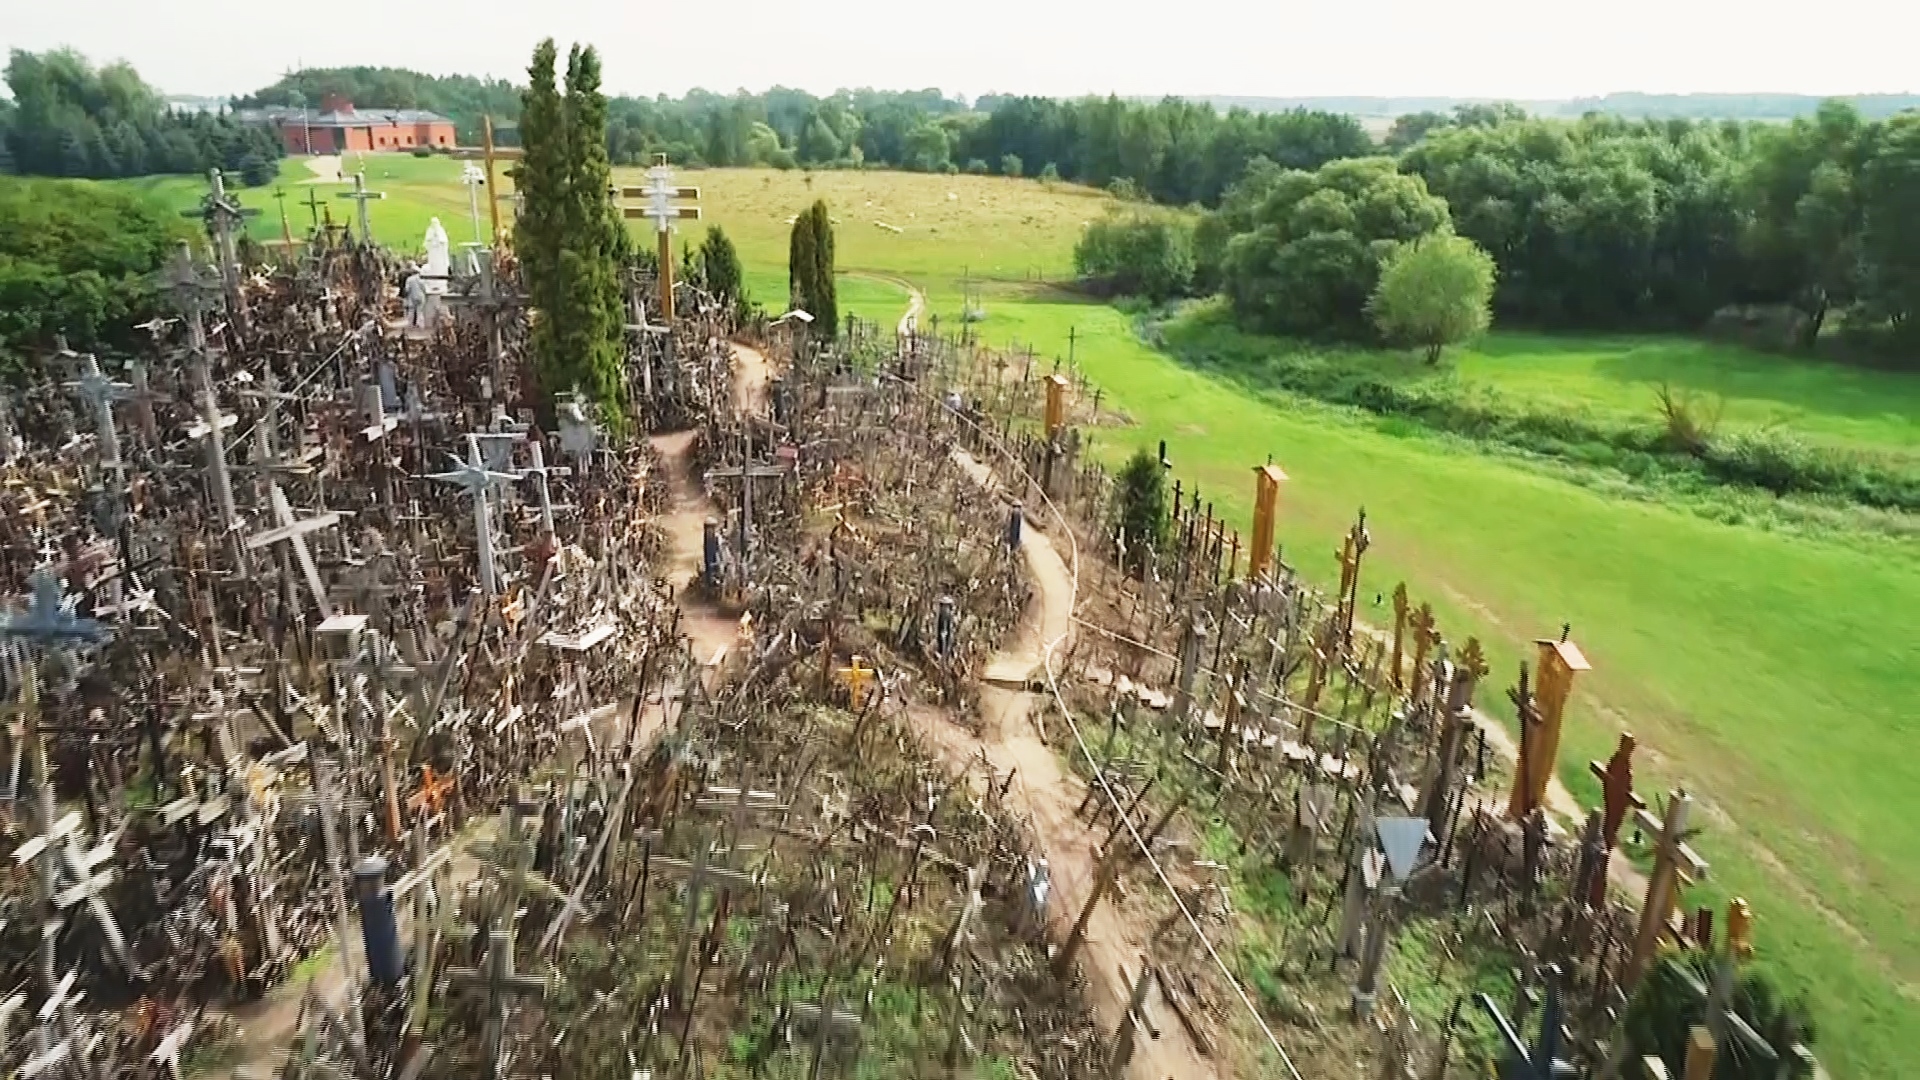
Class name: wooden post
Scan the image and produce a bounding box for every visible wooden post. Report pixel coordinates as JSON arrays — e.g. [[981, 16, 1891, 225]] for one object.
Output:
[[1044, 373, 1069, 436], [1682, 1027, 1716, 1080], [1249, 464, 1287, 584], [1523, 631, 1590, 815]]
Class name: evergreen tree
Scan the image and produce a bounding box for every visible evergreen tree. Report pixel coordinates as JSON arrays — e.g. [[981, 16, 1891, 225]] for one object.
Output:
[[806, 199, 838, 339], [1112, 447, 1169, 575], [699, 226, 746, 321], [560, 44, 628, 432], [788, 210, 817, 314], [514, 41, 568, 412]]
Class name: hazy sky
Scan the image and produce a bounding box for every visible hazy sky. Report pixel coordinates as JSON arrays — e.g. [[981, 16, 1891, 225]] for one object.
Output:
[[4, 0, 1915, 102]]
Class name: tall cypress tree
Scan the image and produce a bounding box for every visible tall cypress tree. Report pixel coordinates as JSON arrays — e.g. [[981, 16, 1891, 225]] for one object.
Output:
[[513, 40, 628, 432], [561, 44, 627, 432], [807, 200, 838, 339], [514, 41, 567, 409], [788, 211, 817, 314]]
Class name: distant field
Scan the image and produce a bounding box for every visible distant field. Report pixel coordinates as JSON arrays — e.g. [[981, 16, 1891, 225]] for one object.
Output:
[[124, 158, 1920, 1076]]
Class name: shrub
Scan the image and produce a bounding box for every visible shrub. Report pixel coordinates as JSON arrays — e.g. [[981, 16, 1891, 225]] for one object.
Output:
[[964, 158, 989, 175], [1073, 213, 1195, 302], [1000, 153, 1023, 178]]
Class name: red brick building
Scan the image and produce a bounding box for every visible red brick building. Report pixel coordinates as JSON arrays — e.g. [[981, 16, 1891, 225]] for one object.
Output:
[[240, 94, 458, 155]]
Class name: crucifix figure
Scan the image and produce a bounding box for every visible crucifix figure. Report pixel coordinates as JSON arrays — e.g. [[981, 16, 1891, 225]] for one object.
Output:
[[1586, 732, 1644, 908], [446, 929, 548, 1080]]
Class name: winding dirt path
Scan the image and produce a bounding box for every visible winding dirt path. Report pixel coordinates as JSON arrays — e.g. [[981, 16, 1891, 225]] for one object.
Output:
[[919, 450, 1220, 1080]]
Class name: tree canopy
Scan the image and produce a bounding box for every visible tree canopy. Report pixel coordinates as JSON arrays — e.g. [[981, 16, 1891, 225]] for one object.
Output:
[[1369, 233, 1497, 362], [0, 176, 183, 375], [5, 49, 283, 181], [1073, 213, 1195, 302]]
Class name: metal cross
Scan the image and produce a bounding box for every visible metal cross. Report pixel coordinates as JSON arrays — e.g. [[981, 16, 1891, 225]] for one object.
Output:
[[425, 437, 523, 598]]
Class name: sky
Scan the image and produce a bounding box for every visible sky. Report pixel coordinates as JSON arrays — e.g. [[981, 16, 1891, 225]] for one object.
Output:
[[3, 0, 1916, 102]]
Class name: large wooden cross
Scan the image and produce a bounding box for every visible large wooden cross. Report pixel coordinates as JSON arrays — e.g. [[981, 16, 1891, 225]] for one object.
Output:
[[336, 172, 386, 245], [446, 930, 548, 1080], [617, 154, 701, 322], [1621, 790, 1709, 992], [1586, 732, 1645, 907]]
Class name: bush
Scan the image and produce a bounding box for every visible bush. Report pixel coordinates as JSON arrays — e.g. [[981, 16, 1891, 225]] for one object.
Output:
[[1039, 162, 1060, 183], [964, 158, 989, 175], [1074, 213, 1195, 302], [409, 146, 433, 159], [1000, 153, 1023, 178]]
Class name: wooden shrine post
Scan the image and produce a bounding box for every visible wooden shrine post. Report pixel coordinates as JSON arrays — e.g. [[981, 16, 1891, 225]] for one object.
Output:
[[1509, 631, 1590, 820], [618, 154, 701, 322], [1249, 462, 1287, 583]]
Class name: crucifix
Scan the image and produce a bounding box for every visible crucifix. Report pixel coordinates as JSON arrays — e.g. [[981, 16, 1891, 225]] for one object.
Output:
[[1621, 790, 1709, 993], [1586, 732, 1644, 908], [1332, 511, 1369, 652], [183, 168, 259, 333], [337, 172, 386, 245], [426, 436, 523, 599], [705, 442, 788, 589], [693, 777, 790, 861], [617, 154, 701, 322], [63, 353, 133, 475], [445, 929, 549, 1080], [164, 244, 243, 542], [791, 985, 864, 1080]]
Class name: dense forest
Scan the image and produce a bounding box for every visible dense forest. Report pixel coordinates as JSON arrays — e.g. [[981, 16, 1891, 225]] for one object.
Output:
[[1, 50, 283, 182]]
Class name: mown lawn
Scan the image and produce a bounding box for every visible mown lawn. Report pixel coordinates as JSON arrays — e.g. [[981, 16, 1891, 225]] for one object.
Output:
[[126, 159, 1920, 1076]]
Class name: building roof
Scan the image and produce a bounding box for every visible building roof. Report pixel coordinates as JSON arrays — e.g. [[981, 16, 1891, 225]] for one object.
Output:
[[238, 106, 451, 127]]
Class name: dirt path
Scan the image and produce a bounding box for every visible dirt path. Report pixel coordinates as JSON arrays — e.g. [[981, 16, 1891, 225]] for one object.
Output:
[[302, 155, 343, 184], [846, 272, 926, 337], [920, 450, 1220, 1080]]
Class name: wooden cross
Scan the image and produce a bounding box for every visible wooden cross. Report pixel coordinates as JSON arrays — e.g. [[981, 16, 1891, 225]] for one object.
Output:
[[1388, 583, 1410, 691], [835, 656, 877, 711], [244, 482, 340, 619], [1333, 511, 1370, 649], [336, 172, 386, 245], [183, 168, 259, 329], [446, 930, 548, 1080], [791, 986, 864, 1080], [693, 780, 790, 859], [1407, 602, 1438, 702], [652, 844, 759, 1003], [1622, 790, 1709, 992], [616, 154, 701, 321], [63, 353, 133, 473], [1586, 732, 1644, 907]]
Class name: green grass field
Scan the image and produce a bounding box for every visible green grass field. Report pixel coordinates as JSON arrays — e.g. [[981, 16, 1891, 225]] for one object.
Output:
[[126, 158, 1920, 1076]]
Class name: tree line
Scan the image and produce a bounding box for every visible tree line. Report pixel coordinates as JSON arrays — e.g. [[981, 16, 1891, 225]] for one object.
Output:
[[1076, 103, 1920, 361], [2, 50, 284, 183]]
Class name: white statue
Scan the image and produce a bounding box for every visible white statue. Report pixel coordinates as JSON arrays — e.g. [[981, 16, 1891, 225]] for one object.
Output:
[[422, 217, 451, 297]]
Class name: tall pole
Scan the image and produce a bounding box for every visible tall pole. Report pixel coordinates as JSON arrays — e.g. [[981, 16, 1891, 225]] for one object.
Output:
[[483, 115, 504, 246]]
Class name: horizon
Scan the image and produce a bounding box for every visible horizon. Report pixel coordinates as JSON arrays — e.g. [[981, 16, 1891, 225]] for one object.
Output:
[[4, 0, 1915, 104]]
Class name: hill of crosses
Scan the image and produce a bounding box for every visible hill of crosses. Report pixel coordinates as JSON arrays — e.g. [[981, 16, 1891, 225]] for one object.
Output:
[[0, 68, 1831, 1080]]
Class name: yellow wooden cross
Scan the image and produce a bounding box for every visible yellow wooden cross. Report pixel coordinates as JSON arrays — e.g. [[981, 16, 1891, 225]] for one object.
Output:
[[835, 656, 877, 710]]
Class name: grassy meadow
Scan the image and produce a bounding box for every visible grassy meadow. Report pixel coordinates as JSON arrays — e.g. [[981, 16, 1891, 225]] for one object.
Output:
[[128, 156, 1920, 1076]]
